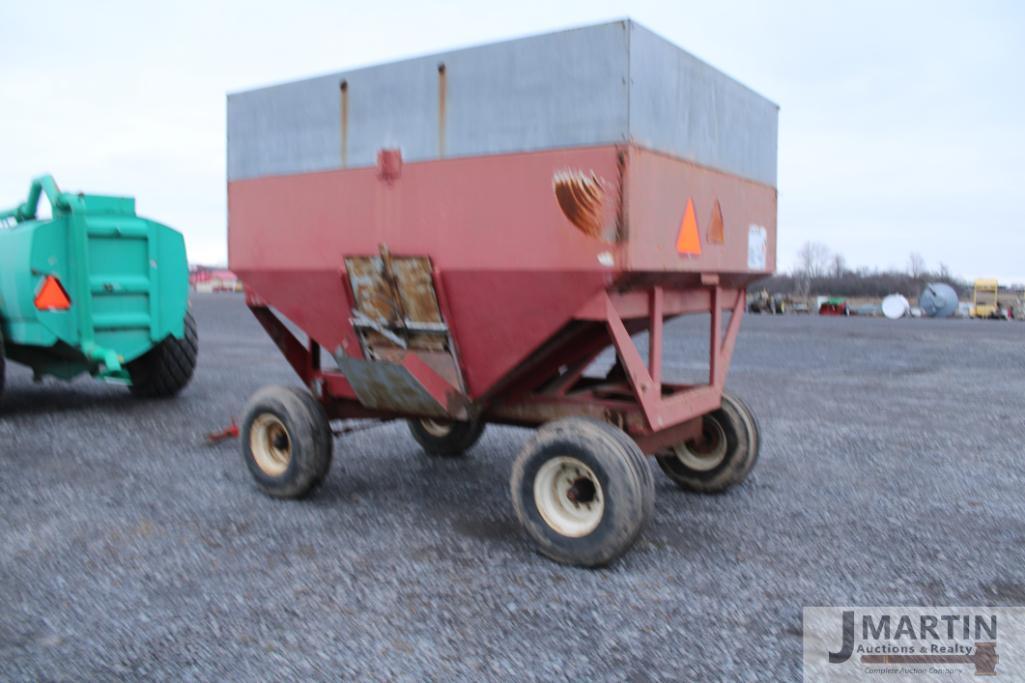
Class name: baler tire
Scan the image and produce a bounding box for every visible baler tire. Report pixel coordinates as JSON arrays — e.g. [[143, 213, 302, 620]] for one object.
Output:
[[0, 329, 5, 400], [510, 419, 650, 567], [408, 418, 485, 457], [241, 386, 333, 499], [654, 392, 756, 493], [127, 312, 198, 398]]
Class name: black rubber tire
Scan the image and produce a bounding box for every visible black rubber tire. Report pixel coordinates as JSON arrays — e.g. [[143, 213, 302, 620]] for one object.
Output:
[[617, 429, 656, 532], [127, 312, 198, 398], [241, 386, 333, 499], [0, 328, 5, 401], [539, 417, 655, 539], [408, 417, 485, 457], [654, 392, 757, 493], [510, 418, 651, 567], [726, 393, 761, 480]]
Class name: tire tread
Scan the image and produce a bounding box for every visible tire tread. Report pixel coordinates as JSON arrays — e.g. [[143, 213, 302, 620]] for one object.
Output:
[[128, 312, 198, 398]]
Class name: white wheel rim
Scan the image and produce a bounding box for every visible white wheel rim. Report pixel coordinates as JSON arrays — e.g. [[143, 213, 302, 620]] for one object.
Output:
[[533, 456, 605, 537], [672, 418, 728, 471], [420, 419, 452, 438], [250, 414, 291, 476]]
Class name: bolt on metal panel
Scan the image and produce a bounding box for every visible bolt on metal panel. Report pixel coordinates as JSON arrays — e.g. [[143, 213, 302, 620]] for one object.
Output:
[[228, 22, 630, 181], [227, 20, 777, 187], [627, 23, 779, 187]]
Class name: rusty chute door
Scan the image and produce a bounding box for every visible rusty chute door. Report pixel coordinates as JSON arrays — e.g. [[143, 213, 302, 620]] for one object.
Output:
[[340, 251, 467, 417]]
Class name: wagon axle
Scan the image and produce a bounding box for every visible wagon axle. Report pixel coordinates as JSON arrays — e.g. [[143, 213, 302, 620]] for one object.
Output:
[[564, 474, 597, 506]]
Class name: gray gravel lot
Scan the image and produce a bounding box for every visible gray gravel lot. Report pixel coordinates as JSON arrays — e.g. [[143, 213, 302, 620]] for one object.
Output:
[[2, 293, 1024, 681]]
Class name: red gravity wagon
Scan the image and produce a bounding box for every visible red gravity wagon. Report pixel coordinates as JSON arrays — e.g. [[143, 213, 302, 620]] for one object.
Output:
[[227, 20, 778, 566]]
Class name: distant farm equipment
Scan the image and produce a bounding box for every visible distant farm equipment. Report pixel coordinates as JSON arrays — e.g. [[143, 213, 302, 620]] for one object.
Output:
[[748, 289, 788, 314], [971, 279, 1007, 319], [819, 298, 849, 316]]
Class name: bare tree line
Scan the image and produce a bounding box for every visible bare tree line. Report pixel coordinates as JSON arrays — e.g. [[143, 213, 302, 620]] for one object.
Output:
[[754, 241, 970, 299]]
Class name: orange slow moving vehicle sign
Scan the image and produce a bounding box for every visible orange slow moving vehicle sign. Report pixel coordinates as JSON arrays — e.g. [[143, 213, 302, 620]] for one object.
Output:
[[676, 197, 702, 255], [34, 275, 71, 311]]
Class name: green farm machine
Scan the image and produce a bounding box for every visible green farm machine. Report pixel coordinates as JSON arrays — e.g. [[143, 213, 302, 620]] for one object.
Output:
[[0, 175, 196, 400]]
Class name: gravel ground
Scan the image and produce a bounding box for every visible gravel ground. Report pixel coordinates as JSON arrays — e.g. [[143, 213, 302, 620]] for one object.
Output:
[[2, 293, 1024, 681]]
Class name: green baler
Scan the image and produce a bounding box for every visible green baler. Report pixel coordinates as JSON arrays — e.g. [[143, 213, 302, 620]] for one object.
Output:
[[0, 175, 197, 399]]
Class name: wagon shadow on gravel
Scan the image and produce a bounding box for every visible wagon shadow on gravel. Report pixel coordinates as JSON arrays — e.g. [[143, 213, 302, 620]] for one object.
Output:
[[288, 430, 740, 565]]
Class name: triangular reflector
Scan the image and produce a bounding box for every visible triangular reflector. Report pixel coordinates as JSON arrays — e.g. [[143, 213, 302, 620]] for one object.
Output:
[[35, 275, 71, 310], [676, 198, 702, 255], [707, 199, 724, 244]]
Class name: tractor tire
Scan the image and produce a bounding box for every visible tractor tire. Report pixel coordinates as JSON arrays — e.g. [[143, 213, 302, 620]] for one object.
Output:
[[654, 392, 758, 493], [511, 418, 652, 567], [408, 418, 485, 457], [127, 312, 198, 398], [241, 386, 333, 499]]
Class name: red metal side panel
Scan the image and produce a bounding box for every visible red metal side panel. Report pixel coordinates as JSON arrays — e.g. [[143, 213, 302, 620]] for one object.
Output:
[[229, 146, 624, 397], [229, 146, 625, 273], [441, 269, 608, 395], [624, 146, 777, 279]]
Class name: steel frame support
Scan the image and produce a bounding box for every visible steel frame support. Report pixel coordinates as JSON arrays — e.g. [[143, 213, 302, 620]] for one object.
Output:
[[249, 280, 747, 454], [484, 281, 746, 452], [598, 282, 745, 433], [249, 304, 319, 385]]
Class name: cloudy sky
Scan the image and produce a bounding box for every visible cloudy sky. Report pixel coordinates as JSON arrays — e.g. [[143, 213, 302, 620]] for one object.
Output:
[[3, 1, 1023, 281]]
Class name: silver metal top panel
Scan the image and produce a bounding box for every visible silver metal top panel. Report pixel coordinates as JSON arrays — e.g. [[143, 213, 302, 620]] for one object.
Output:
[[227, 20, 777, 186], [627, 24, 778, 187]]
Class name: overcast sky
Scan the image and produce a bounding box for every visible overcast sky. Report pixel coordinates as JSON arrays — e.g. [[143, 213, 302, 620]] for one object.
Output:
[[3, 1, 1023, 281]]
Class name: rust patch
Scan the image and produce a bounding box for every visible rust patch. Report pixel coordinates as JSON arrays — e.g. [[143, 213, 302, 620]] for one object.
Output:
[[391, 257, 443, 325], [553, 170, 605, 239], [615, 149, 627, 242], [437, 63, 447, 157], [346, 256, 397, 324], [339, 80, 349, 167], [708, 198, 724, 244], [346, 254, 447, 353]]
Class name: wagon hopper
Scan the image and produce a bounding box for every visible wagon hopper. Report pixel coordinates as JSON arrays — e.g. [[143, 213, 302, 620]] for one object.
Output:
[[227, 20, 778, 565]]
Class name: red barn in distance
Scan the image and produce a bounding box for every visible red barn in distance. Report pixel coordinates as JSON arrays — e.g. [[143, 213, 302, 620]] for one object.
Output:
[[189, 266, 242, 293]]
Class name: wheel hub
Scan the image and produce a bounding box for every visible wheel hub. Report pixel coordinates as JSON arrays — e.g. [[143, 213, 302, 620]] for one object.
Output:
[[419, 418, 452, 438], [671, 416, 728, 471], [250, 414, 292, 477], [533, 456, 605, 537], [565, 477, 597, 504]]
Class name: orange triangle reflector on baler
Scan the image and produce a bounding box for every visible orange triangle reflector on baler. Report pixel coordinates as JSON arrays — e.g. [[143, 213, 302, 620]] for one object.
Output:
[[676, 198, 702, 255], [35, 275, 71, 310]]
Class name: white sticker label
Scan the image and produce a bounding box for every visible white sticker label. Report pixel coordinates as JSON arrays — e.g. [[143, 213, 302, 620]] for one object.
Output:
[[748, 224, 767, 270]]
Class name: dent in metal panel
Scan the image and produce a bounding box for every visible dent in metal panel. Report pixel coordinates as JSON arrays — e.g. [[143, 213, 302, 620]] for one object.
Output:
[[227, 21, 631, 181], [627, 22, 779, 187]]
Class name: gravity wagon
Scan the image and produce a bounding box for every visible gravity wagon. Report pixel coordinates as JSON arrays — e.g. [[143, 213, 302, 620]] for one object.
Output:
[[227, 20, 777, 566]]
